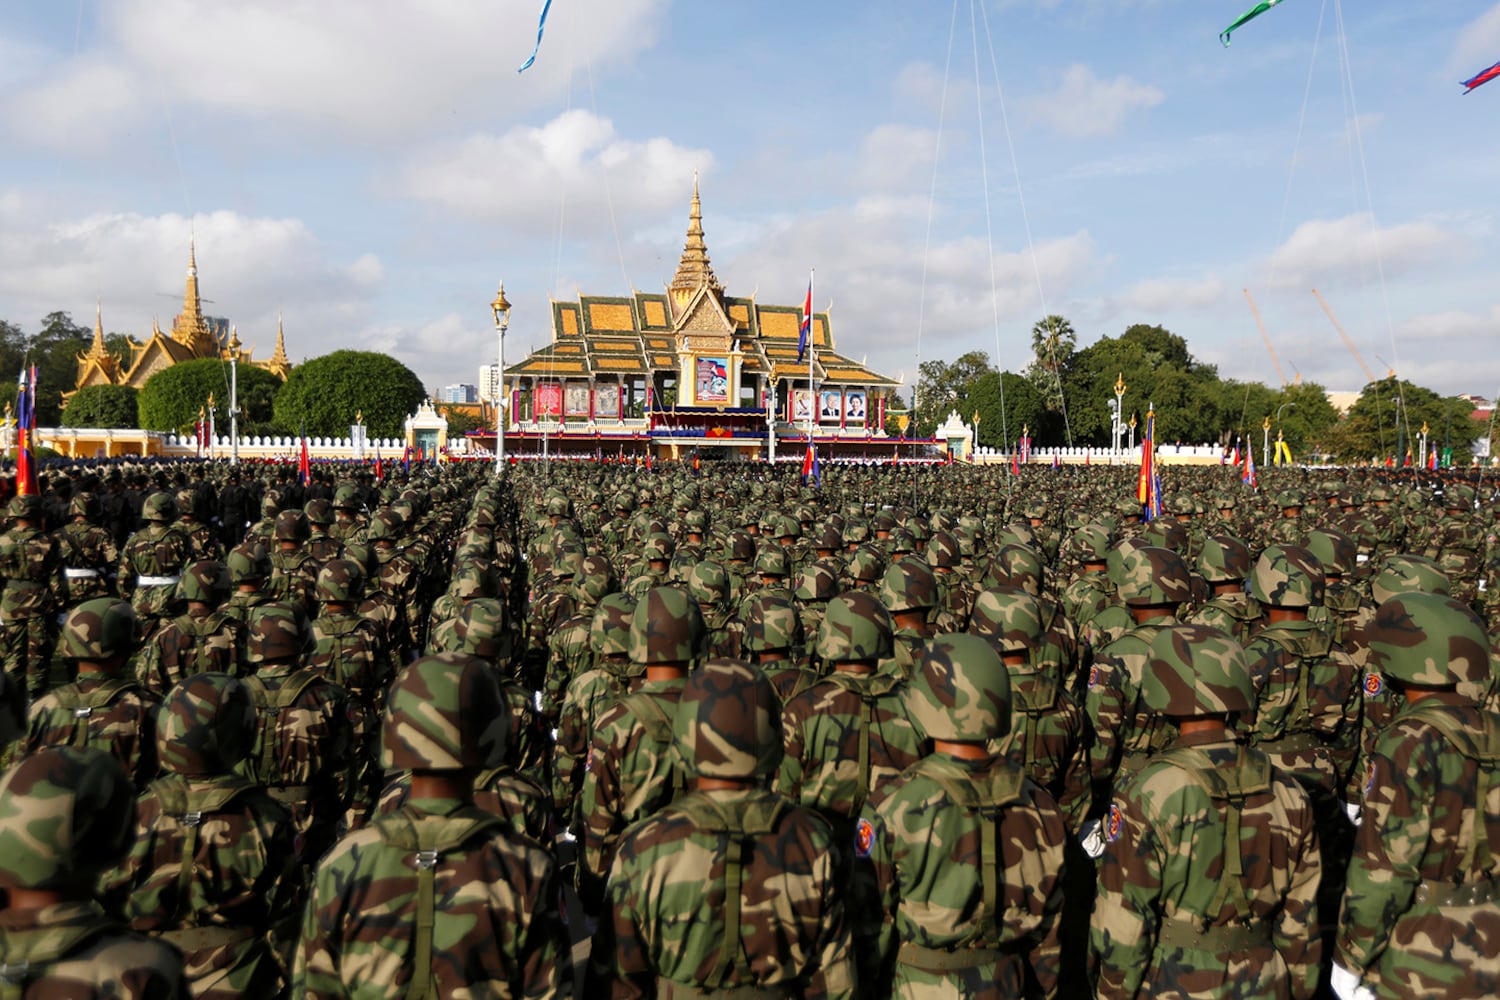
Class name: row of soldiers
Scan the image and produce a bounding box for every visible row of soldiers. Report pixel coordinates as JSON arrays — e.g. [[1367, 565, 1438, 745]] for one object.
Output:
[[0, 459, 1495, 997]]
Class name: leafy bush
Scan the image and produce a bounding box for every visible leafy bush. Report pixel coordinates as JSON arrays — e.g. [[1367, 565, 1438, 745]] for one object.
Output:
[[138, 358, 283, 434], [272, 351, 426, 440], [62, 384, 139, 429]]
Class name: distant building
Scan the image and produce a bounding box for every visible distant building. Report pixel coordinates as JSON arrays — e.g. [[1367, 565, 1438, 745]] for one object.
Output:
[[478, 365, 502, 402], [440, 383, 477, 404]]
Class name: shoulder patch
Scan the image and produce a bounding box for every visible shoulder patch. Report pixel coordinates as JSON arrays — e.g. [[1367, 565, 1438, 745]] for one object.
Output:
[[854, 817, 876, 859], [1088, 664, 1100, 689], [1364, 758, 1377, 797], [1363, 672, 1383, 698], [1105, 802, 1124, 844]]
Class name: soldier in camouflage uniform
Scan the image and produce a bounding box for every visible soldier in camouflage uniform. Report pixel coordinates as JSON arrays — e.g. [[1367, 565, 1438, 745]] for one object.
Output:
[[303, 498, 343, 568], [578, 587, 704, 915], [295, 654, 571, 997], [328, 485, 368, 544], [689, 560, 742, 659], [308, 558, 390, 829], [0, 747, 188, 998], [879, 557, 938, 680], [220, 542, 275, 625], [590, 657, 856, 998], [450, 598, 550, 786], [741, 589, 816, 703], [103, 673, 303, 999], [0, 494, 64, 696], [1092, 625, 1322, 999], [1304, 527, 1374, 648], [174, 487, 223, 562], [239, 602, 352, 864], [1420, 482, 1486, 610], [1264, 490, 1307, 549], [1185, 534, 1259, 644], [55, 491, 118, 605], [27, 599, 159, 789], [864, 633, 1068, 998], [540, 553, 615, 727], [1059, 522, 1116, 631], [243, 490, 282, 552], [267, 510, 319, 618], [553, 593, 639, 836], [1334, 593, 1500, 1000], [118, 491, 193, 641], [777, 590, 924, 988], [138, 560, 245, 695], [369, 509, 424, 658], [926, 530, 976, 632], [623, 532, 675, 599]]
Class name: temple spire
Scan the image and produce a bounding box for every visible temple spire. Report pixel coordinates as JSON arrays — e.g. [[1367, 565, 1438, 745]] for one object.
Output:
[[266, 310, 292, 378], [668, 172, 722, 316], [89, 301, 107, 356], [173, 236, 214, 354]]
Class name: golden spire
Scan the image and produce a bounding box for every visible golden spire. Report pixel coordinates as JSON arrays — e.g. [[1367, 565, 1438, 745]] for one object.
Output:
[[88, 301, 107, 358], [668, 172, 722, 315], [75, 300, 120, 385], [228, 324, 241, 355], [173, 237, 213, 353], [266, 311, 292, 378]]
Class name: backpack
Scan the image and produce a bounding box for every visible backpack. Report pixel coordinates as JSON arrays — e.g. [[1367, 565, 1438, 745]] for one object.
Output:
[[1404, 702, 1500, 879], [146, 773, 258, 925], [242, 670, 322, 786], [48, 680, 139, 750], [371, 806, 506, 1000]]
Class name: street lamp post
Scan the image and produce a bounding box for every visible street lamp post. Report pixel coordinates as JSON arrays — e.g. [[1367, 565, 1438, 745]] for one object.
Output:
[[491, 282, 511, 474], [1128, 413, 1136, 453], [972, 409, 981, 462], [1113, 373, 1127, 455], [1263, 415, 1272, 470]]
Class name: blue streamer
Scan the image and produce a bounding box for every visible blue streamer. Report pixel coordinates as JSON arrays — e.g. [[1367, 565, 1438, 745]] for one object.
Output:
[[517, 0, 554, 73]]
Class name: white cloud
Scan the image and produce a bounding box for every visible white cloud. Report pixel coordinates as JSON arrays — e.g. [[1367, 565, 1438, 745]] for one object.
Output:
[[1450, 5, 1500, 77], [854, 125, 941, 193], [1262, 214, 1466, 289], [0, 203, 381, 360], [1022, 64, 1164, 139], [1115, 275, 1227, 313], [1393, 307, 1500, 345], [4, 0, 669, 148], [394, 110, 710, 234]]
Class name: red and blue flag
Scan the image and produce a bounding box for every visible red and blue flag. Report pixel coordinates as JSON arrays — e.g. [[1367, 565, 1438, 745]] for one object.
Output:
[[1463, 60, 1500, 94], [797, 280, 812, 362]]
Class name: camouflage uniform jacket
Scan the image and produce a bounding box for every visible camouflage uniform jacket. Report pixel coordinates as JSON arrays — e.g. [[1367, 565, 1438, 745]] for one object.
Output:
[[139, 611, 247, 696], [997, 671, 1092, 831], [118, 525, 192, 623], [777, 670, 925, 828], [1242, 620, 1361, 792], [178, 521, 223, 563], [579, 676, 688, 911], [1085, 617, 1180, 799], [239, 665, 353, 862], [376, 767, 552, 847], [1185, 591, 1261, 646], [0, 524, 63, 620], [267, 549, 318, 618], [866, 754, 1067, 998], [327, 517, 367, 544], [1060, 570, 1114, 632], [218, 590, 275, 625], [55, 520, 118, 603], [374, 550, 423, 652], [1422, 512, 1486, 604], [308, 609, 389, 711], [541, 605, 596, 726], [1092, 732, 1322, 1000], [760, 653, 820, 706], [305, 531, 342, 568], [931, 571, 975, 633], [26, 675, 160, 790], [590, 787, 856, 999], [0, 901, 187, 999], [554, 664, 645, 834], [294, 796, 572, 999], [1337, 695, 1500, 998], [102, 773, 304, 999]]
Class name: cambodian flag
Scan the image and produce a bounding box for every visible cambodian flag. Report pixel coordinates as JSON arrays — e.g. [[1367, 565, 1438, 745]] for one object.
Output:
[[797, 280, 812, 362], [298, 424, 311, 486], [1463, 60, 1500, 94], [14, 365, 35, 497], [1243, 445, 1257, 489]]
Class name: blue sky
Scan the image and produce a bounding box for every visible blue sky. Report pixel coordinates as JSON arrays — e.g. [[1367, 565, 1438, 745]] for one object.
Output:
[[1, 0, 1496, 404]]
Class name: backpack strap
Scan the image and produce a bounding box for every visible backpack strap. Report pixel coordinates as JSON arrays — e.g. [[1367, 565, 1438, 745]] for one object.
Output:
[[372, 806, 505, 1000], [918, 759, 1026, 948], [618, 691, 685, 797], [147, 774, 257, 926], [0, 918, 123, 999], [50, 679, 136, 749], [244, 671, 322, 785], [1404, 702, 1500, 877]]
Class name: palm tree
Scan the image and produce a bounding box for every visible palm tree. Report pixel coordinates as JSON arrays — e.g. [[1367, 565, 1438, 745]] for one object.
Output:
[[1030, 315, 1076, 375]]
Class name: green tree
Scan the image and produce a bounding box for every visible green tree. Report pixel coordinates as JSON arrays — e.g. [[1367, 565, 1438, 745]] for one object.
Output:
[[272, 351, 426, 440], [137, 358, 283, 434], [1324, 377, 1475, 465], [61, 384, 138, 429], [437, 404, 485, 437], [968, 370, 1046, 449], [1028, 315, 1077, 417], [914, 350, 992, 436]]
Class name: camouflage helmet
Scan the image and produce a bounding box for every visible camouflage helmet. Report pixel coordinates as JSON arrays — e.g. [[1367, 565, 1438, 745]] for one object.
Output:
[[156, 673, 256, 777], [1021, 500, 1049, 521], [725, 531, 756, 563], [316, 558, 365, 603], [259, 490, 283, 518], [545, 494, 572, 518], [879, 557, 938, 613], [1370, 554, 1450, 605], [590, 594, 637, 659], [1368, 592, 1490, 687], [641, 532, 676, 563], [380, 653, 509, 771], [573, 555, 617, 605], [6, 494, 41, 521], [967, 589, 1044, 657], [1304, 528, 1357, 578], [1116, 545, 1192, 607], [0, 747, 136, 890], [455, 598, 513, 662], [273, 510, 310, 543], [887, 526, 917, 556], [227, 542, 271, 584], [1444, 483, 1477, 510], [740, 591, 804, 653], [794, 562, 839, 604], [843, 520, 872, 546], [60, 598, 137, 661], [927, 531, 961, 569], [847, 544, 886, 585], [1142, 624, 1253, 716], [815, 524, 844, 553], [1275, 490, 1304, 510], [67, 492, 102, 521], [1250, 545, 1324, 609], [332, 484, 361, 510], [177, 559, 232, 605], [672, 658, 782, 780], [687, 561, 732, 609], [142, 491, 178, 523], [366, 508, 404, 542], [981, 543, 1044, 597], [303, 498, 334, 526], [1196, 536, 1252, 584], [753, 547, 790, 579], [246, 602, 312, 665], [905, 634, 1012, 741], [1138, 518, 1189, 557], [629, 587, 705, 665], [1071, 523, 1113, 563], [814, 591, 895, 662]]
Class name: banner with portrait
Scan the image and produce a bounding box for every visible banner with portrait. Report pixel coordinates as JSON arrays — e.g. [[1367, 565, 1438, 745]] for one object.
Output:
[[594, 383, 621, 418], [695, 356, 729, 404], [844, 389, 867, 425], [792, 389, 815, 424], [535, 382, 562, 417], [564, 384, 591, 417], [819, 390, 843, 423]]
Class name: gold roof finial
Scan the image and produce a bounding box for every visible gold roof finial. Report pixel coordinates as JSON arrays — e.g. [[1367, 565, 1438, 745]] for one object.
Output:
[[266, 310, 292, 378], [668, 173, 723, 312], [228, 324, 241, 353]]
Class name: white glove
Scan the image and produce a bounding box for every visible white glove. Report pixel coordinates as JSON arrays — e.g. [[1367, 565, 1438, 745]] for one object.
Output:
[[1330, 963, 1374, 1000], [1345, 802, 1362, 827], [1078, 819, 1105, 858]]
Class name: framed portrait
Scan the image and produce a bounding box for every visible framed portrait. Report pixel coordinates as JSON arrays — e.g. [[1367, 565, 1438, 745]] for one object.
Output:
[[844, 390, 867, 424], [535, 382, 562, 417], [594, 383, 621, 418], [695, 356, 729, 404], [792, 389, 815, 423], [564, 384, 592, 417], [819, 390, 843, 423]]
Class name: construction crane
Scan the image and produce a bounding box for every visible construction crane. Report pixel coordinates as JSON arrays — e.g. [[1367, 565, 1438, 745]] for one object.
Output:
[[1311, 288, 1378, 384], [1243, 288, 1289, 387]]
